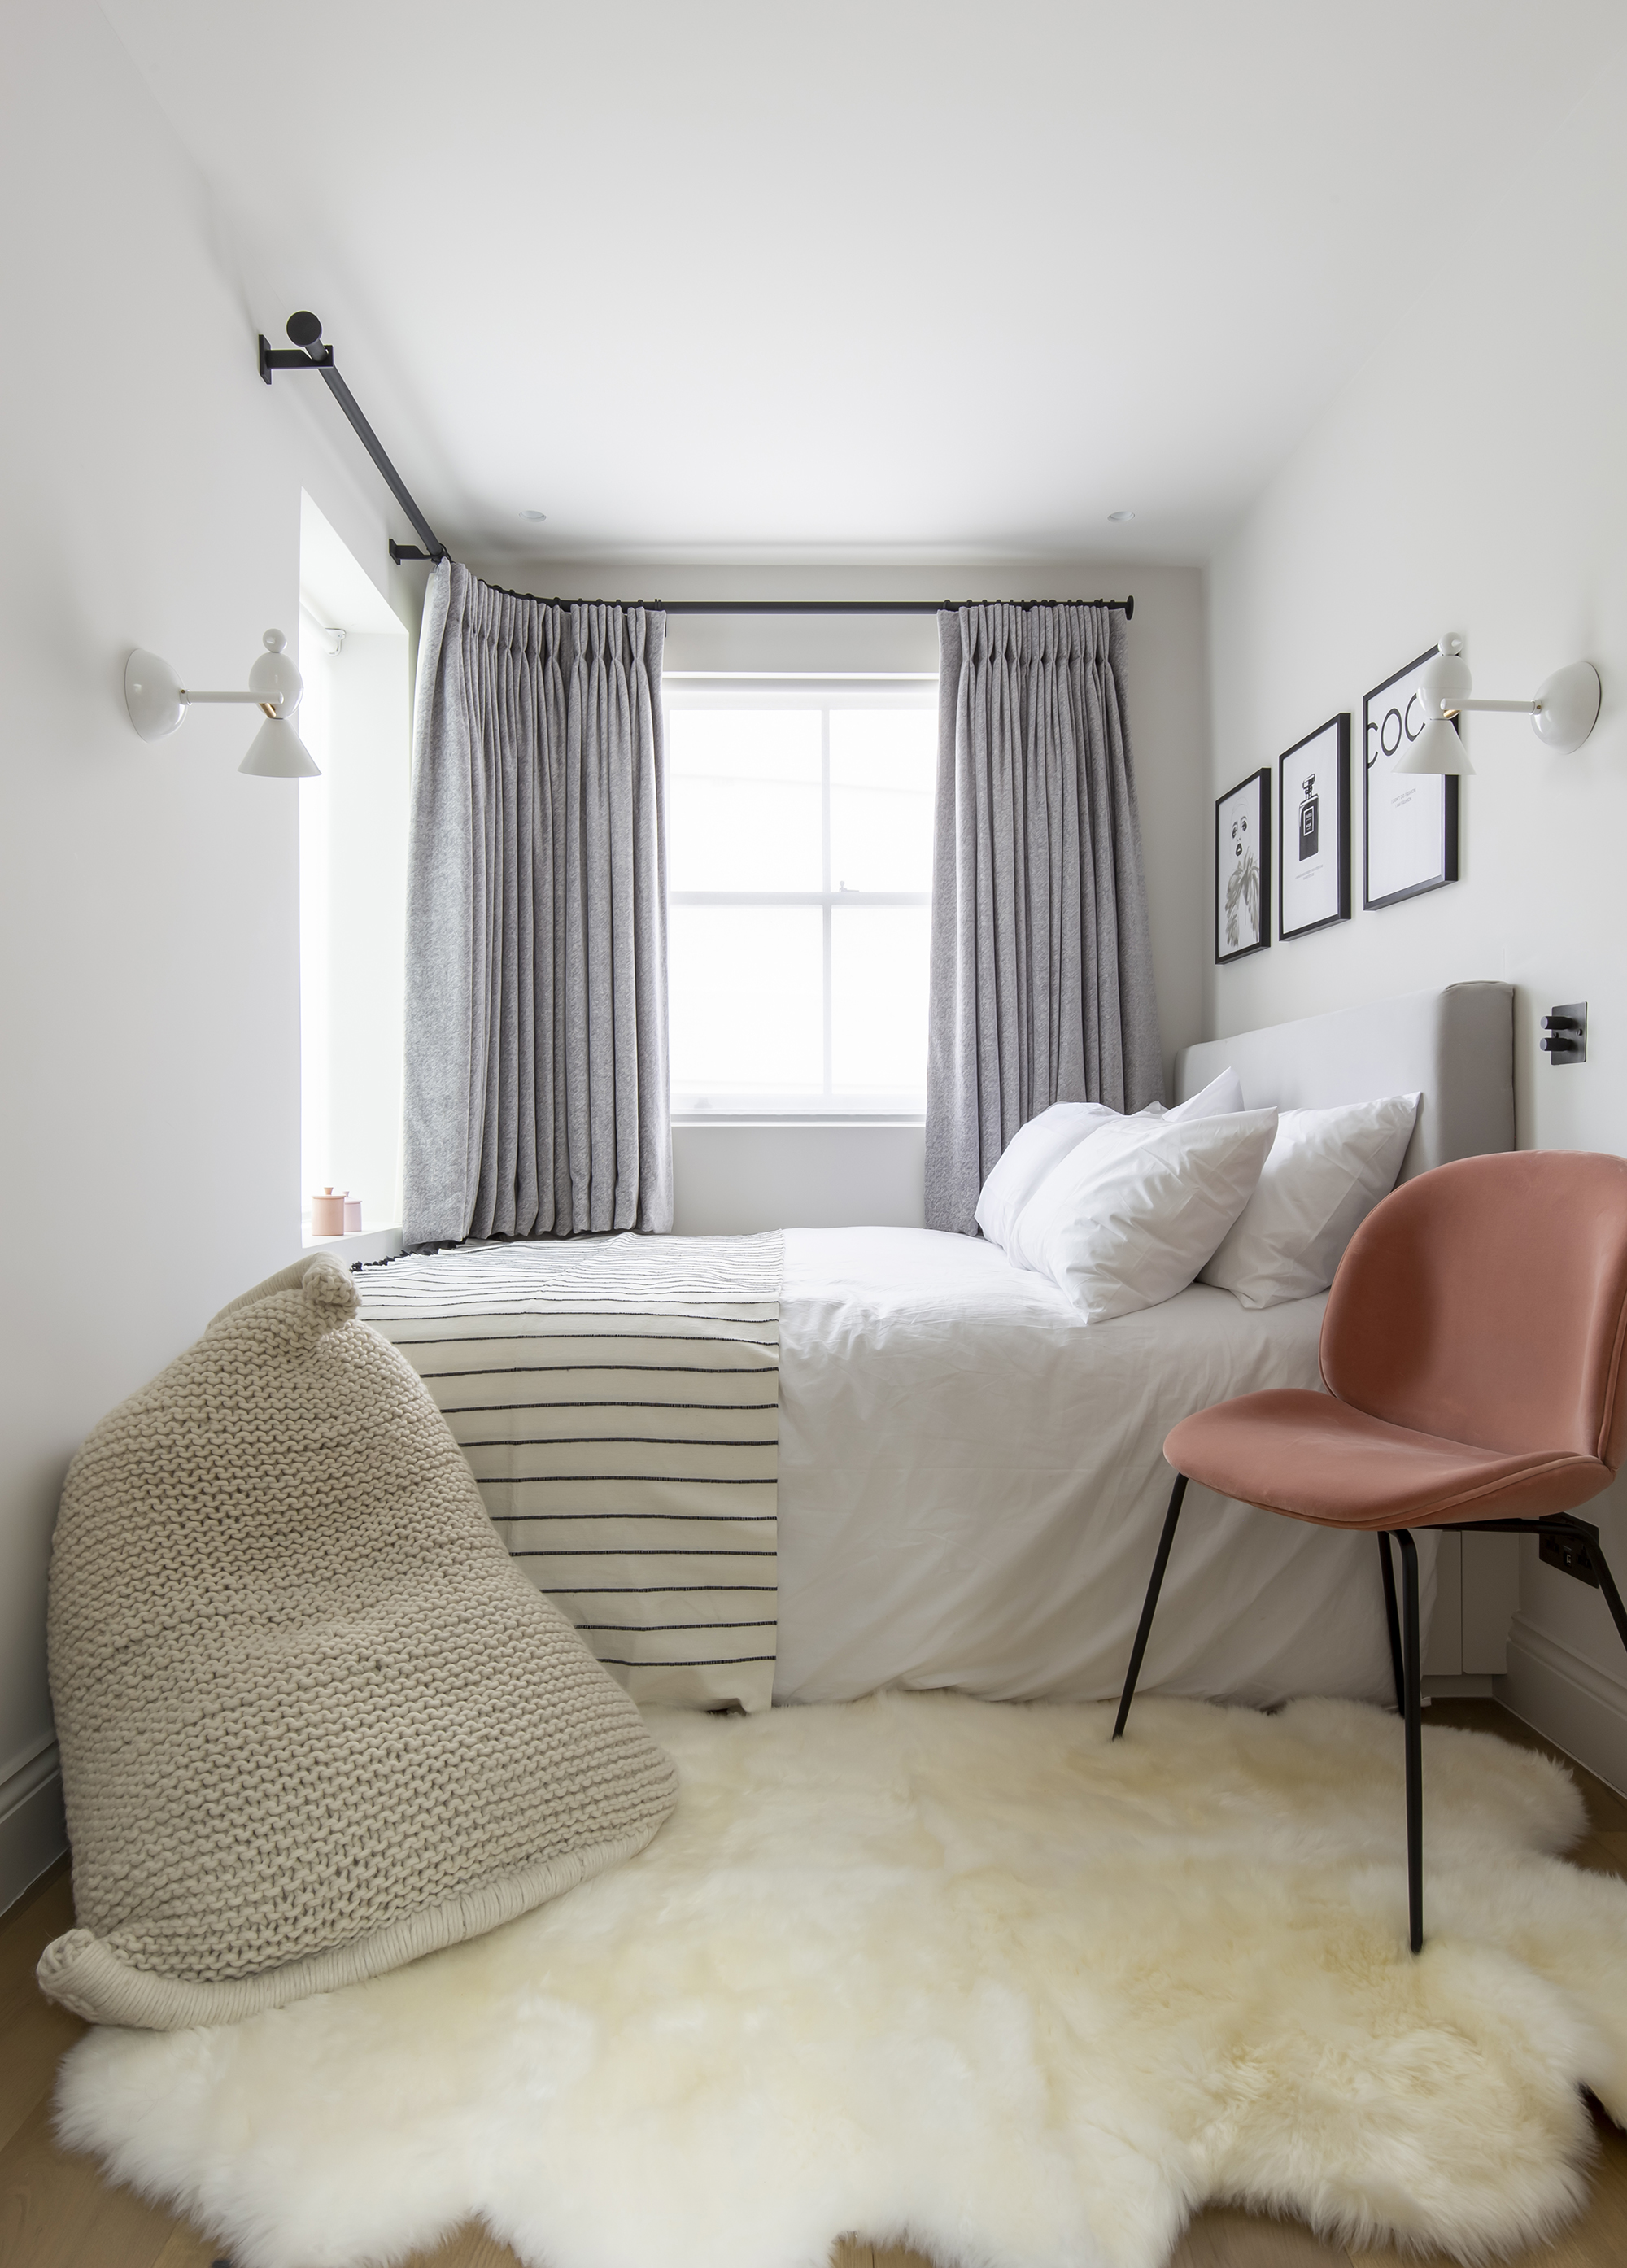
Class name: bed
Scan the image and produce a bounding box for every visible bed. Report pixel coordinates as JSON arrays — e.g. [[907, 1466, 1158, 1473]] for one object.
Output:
[[360, 981, 1515, 1713]]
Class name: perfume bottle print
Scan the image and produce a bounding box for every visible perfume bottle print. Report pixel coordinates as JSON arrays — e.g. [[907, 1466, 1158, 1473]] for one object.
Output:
[[1298, 773, 1319, 861]]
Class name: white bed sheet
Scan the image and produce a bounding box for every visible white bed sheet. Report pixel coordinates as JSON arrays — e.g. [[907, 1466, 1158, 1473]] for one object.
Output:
[[776, 1227, 1434, 1706]]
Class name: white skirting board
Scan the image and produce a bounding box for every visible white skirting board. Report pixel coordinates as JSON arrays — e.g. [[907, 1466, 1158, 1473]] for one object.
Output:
[[1499, 1619, 1627, 1797], [0, 1740, 66, 1917]]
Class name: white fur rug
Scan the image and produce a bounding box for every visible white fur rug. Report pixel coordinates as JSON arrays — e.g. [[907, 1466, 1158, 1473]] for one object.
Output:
[[57, 1694, 1627, 2268]]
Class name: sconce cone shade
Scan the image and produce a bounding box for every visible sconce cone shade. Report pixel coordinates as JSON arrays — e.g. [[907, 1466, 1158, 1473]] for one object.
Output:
[[239, 714, 321, 777], [1394, 713, 1474, 777]]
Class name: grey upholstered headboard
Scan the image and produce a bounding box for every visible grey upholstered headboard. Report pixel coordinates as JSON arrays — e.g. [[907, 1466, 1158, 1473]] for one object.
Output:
[[1175, 983, 1514, 1181]]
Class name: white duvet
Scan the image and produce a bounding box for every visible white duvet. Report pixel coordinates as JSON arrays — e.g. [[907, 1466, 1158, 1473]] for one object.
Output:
[[776, 1228, 1433, 1706]]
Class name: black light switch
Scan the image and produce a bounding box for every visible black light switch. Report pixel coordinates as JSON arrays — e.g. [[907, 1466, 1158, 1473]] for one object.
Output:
[[1540, 1002, 1587, 1065]]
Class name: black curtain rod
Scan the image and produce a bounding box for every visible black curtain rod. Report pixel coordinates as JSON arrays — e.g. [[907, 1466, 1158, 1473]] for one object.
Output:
[[404, 585, 1135, 621], [261, 312, 450, 563], [259, 313, 1134, 625], [655, 598, 1133, 618]]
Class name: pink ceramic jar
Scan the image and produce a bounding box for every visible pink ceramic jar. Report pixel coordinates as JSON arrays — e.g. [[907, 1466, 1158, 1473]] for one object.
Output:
[[310, 1187, 347, 1237]]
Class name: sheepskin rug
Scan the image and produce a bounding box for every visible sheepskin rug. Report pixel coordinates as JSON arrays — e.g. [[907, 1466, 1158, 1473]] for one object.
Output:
[[56, 1693, 1627, 2268]]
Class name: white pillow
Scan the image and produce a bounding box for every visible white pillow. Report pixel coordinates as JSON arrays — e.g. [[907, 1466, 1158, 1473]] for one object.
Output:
[[1162, 1066, 1245, 1123], [1011, 1106, 1279, 1323], [1200, 1093, 1420, 1310], [974, 1101, 1119, 1251]]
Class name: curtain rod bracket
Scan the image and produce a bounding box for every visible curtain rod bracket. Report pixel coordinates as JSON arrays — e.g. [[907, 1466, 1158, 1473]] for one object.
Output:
[[259, 337, 333, 380]]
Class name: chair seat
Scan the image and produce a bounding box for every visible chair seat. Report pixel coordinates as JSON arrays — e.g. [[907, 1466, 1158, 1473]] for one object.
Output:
[[1164, 1389, 1610, 1530]]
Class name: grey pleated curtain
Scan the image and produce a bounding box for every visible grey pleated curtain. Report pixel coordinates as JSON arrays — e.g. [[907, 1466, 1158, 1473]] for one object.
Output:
[[403, 560, 670, 1246], [925, 602, 1163, 1235]]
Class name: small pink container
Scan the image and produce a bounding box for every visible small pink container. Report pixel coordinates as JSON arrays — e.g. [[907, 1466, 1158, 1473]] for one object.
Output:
[[311, 1187, 347, 1237], [343, 1197, 362, 1234]]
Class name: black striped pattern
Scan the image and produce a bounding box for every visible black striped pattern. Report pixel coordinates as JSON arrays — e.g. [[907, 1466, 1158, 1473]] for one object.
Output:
[[359, 1235, 781, 1712]]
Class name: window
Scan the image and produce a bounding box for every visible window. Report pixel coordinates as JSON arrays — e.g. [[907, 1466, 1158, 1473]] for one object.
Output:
[[297, 493, 411, 1236], [665, 677, 936, 1116]]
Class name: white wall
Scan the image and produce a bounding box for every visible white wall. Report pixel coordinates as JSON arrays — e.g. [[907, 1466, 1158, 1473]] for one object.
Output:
[[460, 556, 1210, 1231], [1205, 50, 1627, 1782], [0, 4, 417, 1905], [672, 1124, 927, 1235]]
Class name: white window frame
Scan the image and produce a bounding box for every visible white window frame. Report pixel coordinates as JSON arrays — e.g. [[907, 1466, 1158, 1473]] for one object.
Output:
[[663, 673, 937, 1123]]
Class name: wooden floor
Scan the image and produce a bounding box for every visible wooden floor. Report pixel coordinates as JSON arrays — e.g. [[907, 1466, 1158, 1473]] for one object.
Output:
[[4, 1700, 1626, 2268]]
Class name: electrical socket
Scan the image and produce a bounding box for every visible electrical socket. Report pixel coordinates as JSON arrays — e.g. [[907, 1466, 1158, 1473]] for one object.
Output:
[[1539, 1529, 1601, 1587]]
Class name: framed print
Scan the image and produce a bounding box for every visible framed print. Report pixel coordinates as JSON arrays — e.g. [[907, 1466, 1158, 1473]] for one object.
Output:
[[1277, 713, 1350, 940], [1215, 767, 1270, 963], [1363, 650, 1459, 909]]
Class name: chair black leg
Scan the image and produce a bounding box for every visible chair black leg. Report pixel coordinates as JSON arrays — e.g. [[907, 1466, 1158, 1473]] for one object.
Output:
[[1113, 1472, 1188, 1739], [1397, 1527, 1424, 1954], [1589, 1542, 1627, 1663], [1378, 1531, 1405, 1713]]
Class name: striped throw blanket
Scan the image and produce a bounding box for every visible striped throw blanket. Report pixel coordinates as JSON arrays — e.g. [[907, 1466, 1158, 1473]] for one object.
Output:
[[357, 1234, 782, 1712]]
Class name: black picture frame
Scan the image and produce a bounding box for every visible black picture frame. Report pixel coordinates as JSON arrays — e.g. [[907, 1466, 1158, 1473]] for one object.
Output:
[[1215, 767, 1271, 964], [1363, 649, 1460, 909], [1277, 714, 1351, 941]]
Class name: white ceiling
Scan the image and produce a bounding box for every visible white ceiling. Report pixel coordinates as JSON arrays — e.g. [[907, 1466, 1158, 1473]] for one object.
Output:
[[106, 0, 1620, 567]]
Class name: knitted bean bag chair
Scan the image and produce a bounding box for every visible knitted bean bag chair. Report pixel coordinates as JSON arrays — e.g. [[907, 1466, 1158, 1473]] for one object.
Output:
[[38, 1256, 678, 2030]]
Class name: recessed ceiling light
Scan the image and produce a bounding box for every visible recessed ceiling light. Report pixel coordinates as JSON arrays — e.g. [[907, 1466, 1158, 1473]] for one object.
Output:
[[1107, 509, 1135, 523], [520, 508, 547, 522]]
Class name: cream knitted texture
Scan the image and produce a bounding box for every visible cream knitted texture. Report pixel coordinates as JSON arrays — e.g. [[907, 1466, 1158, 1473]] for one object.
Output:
[[38, 1258, 678, 2030]]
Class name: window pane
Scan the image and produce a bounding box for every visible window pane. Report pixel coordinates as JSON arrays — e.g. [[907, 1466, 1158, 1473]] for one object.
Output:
[[829, 709, 935, 893], [667, 709, 822, 892], [669, 905, 824, 1100], [831, 904, 930, 1100]]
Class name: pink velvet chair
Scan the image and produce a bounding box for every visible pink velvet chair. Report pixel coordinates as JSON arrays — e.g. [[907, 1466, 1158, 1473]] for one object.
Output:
[[1113, 1150, 1627, 1952]]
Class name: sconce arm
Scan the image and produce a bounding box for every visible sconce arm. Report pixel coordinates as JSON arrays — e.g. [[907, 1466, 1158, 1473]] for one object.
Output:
[[125, 637, 307, 753]]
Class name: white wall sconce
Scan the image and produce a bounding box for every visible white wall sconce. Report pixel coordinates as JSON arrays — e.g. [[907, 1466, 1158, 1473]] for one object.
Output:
[[1398, 633, 1602, 775], [124, 630, 321, 777]]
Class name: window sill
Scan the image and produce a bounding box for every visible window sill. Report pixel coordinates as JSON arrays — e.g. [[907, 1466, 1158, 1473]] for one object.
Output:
[[300, 1224, 404, 1267]]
